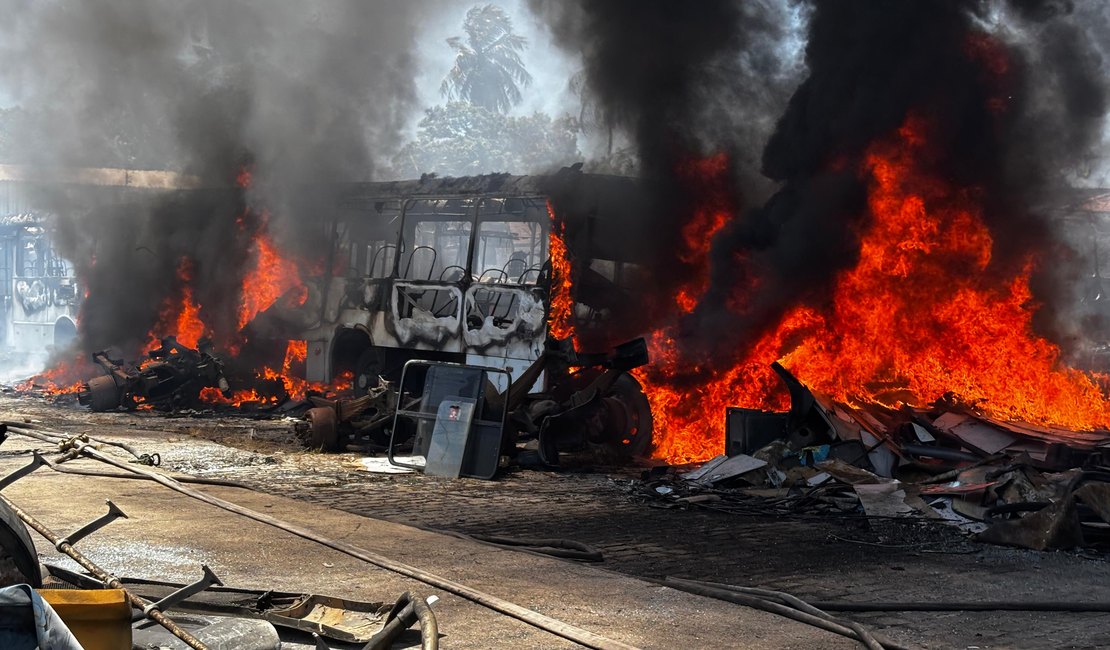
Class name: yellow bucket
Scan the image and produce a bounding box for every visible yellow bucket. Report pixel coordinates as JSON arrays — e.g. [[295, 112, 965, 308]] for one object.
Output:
[[38, 588, 132, 650]]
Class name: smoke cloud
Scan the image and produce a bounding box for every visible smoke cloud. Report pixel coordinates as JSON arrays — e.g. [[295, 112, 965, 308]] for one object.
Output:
[[528, 0, 806, 332], [534, 0, 1109, 367], [0, 0, 439, 355]]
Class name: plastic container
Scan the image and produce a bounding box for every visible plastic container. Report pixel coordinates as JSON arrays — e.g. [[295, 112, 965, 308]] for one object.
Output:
[[38, 588, 132, 650]]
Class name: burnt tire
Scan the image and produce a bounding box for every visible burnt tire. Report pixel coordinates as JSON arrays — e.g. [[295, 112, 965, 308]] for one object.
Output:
[[0, 498, 40, 587], [354, 348, 383, 392], [604, 373, 654, 458], [86, 375, 121, 412], [306, 406, 339, 452]]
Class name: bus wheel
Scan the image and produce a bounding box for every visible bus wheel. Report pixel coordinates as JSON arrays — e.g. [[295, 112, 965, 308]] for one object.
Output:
[[306, 407, 339, 452], [85, 376, 121, 412], [601, 374, 654, 458], [354, 349, 384, 392]]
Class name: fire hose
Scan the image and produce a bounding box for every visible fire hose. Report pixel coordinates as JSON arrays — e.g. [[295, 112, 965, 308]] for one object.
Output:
[[662, 578, 908, 650], [34, 433, 640, 650], [0, 494, 209, 650], [0, 420, 155, 464], [364, 591, 439, 650]]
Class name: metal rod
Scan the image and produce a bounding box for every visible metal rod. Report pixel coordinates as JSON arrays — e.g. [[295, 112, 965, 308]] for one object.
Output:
[[0, 493, 209, 650], [64, 440, 639, 650], [0, 451, 45, 490], [58, 500, 128, 547]]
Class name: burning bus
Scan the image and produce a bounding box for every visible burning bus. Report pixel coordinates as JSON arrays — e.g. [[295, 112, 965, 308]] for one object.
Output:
[[284, 169, 657, 461], [35, 167, 658, 466]]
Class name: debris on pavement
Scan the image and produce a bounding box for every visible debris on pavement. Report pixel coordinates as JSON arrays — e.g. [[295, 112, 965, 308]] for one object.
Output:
[[79, 338, 231, 412], [636, 363, 1110, 551]]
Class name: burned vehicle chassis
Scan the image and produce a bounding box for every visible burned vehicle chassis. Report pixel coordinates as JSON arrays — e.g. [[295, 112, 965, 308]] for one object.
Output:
[[80, 337, 230, 412], [287, 172, 657, 465], [302, 336, 653, 469]]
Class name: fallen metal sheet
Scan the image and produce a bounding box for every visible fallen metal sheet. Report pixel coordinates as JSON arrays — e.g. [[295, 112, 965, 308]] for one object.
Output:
[[680, 454, 727, 481], [1000, 442, 1048, 462], [860, 430, 896, 477], [932, 414, 1017, 454], [816, 459, 885, 485], [950, 496, 990, 521], [977, 415, 1110, 449], [977, 496, 1081, 550], [853, 482, 916, 518], [812, 395, 866, 442], [696, 454, 768, 485], [45, 565, 393, 644], [910, 423, 936, 443], [925, 498, 989, 534], [976, 483, 1110, 551], [918, 481, 996, 496]]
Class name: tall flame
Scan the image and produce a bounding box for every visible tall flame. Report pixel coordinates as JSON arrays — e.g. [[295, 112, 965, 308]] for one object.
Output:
[[548, 201, 576, 341], [147, 258, 206, 350], [636, 117, 1110, 464], [237, 211, 308, 331], [673, 153, 734, 313]]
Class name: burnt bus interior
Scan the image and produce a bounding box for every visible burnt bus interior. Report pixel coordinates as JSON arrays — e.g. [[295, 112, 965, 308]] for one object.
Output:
[[296, 171, 658, 460], [309, 171, 652, 393]]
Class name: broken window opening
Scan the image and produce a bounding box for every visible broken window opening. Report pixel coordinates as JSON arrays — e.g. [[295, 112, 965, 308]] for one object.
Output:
[[399, 199, 475, 283], [471, 197, 548, 286]]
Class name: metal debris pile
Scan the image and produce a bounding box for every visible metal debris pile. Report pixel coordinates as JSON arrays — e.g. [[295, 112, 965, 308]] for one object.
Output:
[[0, 426, 440, 650], [298, 337, 652, 477], [78, 337, 231, 412], [639, 362, 1110, 551]]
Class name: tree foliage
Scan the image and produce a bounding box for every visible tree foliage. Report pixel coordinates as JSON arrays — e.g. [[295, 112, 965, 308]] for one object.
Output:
[[393, 102, 579, 177], [440, 4, 533, 114]]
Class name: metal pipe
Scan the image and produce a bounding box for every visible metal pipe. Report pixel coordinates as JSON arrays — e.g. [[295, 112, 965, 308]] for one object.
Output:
[[411, 596, 438, 650], [0, 493, 208, 650], [42, 455, 250, 489], [63, 440, 639, 650], [900, 444, 980, 463]]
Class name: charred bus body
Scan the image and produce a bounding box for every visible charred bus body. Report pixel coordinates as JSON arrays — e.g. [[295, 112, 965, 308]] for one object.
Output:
[[0, 213, 79, 354], [294, 171, 656, 462]]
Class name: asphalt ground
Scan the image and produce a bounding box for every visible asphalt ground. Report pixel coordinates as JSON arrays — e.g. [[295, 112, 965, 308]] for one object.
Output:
[[3, 394, 1110, 648]]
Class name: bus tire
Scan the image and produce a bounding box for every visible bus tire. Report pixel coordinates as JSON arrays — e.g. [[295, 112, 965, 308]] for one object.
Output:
[[86, 376, 121, 412], [306, 407, 339, 452]]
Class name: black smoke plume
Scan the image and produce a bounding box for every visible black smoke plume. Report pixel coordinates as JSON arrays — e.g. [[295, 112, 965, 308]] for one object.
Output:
[[695, 0, 1107, 364], [534, 0, 1108, 368], [0, 0, 437, 357], [529, 0, 802, 335]]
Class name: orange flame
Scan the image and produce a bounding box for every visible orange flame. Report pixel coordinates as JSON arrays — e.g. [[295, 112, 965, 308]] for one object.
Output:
[[197, 340, 347, 408], [547, 202, 576, 340], [237, 212, 308, 331], [147, 258, 206, 351], [17, 356, 89, 396], [638, 117, 1110, 464], [778, 117, 1109, 429], [674, 153, 733, 313]]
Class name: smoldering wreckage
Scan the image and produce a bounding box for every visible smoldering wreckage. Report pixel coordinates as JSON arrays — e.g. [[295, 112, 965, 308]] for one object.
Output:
[[18, 168, 1110, 555], [8, 162, 1110, 648], [38, 172, 663, 474]]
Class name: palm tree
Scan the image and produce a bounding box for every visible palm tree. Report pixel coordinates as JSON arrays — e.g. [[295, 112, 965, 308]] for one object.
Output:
[[440, 5, 533, 114]]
